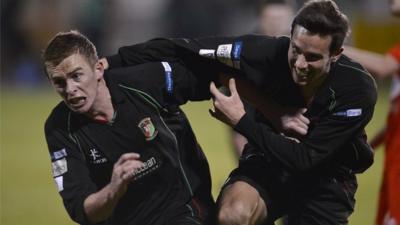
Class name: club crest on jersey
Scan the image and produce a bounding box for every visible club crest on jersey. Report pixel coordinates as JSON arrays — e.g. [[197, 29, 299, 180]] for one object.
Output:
[[138, 117, 158, 141]]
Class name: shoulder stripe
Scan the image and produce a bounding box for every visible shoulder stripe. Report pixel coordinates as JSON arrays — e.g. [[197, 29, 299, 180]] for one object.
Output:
[[118, 84, 164, 111]]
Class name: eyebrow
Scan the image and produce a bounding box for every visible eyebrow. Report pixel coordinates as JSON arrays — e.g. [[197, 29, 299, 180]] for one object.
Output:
[[50, 67, 83, 80], [66, 67, 83, 76]]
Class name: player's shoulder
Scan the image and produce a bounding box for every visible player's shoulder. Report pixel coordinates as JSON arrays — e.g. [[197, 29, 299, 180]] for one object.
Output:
[[331, 55, 377, 106], [104, 62, 164, 85], [45, 102, 69, 133], [334, 54, 376, 90]]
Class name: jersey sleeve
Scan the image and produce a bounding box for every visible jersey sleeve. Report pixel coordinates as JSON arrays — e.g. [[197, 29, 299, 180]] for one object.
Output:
[[106, 61, 216, 106], [234, 85, 377, 174], [106, 38, 182, 68], [107, 35, 287, 90], [45, 116, 97, 225]]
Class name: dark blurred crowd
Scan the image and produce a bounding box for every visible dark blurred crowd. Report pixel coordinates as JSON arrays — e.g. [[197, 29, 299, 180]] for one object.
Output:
[[0, 0, 391, 88]]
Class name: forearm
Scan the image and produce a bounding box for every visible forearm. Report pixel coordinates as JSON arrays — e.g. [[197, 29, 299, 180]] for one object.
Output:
[[369, 126, 386, 149], [344, 46, 399, 79], [234, 111, 370, 174], [83, 183, 126, 224], [234, 113, 312, 173]]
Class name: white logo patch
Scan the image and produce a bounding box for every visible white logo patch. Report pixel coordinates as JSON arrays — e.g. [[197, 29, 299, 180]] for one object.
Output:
[[199, 49, 215, 59], [216, 44, 233, 67], [54, 176, 64, 192], [333, 109, 362, 117], [52, 158, 68, 177]]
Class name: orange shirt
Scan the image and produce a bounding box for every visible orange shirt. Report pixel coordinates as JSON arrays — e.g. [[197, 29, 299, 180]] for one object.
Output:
[[386, 43, 400, 158]]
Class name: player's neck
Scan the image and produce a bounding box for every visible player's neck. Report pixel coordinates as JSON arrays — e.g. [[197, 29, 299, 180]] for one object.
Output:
[[86, 81, 115, 123], [300, 73, 328, 104]]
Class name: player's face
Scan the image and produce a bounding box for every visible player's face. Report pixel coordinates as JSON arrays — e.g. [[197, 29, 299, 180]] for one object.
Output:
[[46, 54, 103, 114], [288, 25, 341, 87], [390, 0, 400, 16]]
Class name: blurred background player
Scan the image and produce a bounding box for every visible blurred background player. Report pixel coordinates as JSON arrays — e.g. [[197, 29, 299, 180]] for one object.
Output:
[[231, 0, 295, 156], [257, 0, 294, 37], [343, 0, 400, 224]]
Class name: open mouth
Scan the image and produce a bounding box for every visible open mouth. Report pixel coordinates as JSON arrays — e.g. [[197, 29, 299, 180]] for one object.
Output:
[[68, 97, 86, 108]]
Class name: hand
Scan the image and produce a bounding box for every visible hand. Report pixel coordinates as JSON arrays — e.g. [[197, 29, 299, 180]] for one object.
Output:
[[83, 152, 144, 224], [280, 108, 310, 138], [109, 153, 144, 197], [209, 78, 246, 127]]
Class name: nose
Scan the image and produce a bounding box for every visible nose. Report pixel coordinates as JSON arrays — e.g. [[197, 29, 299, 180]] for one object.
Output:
[[294, 54, 308, 70], [65, 80, 77, 95]]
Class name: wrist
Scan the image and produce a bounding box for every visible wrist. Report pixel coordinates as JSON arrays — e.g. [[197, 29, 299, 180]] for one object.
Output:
[[107, 182, 127, 202], [232, 110, 246, 126]]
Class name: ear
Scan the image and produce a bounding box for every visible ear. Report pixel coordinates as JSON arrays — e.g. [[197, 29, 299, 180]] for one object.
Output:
[[331, 47, 343, 62], [94, 60, 105, 80]]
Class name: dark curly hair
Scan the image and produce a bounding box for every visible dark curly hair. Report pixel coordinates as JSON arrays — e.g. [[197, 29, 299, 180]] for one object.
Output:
[[291, 0, 349, 54]]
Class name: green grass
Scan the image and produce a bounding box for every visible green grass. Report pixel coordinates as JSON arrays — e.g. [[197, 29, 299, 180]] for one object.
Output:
[[0, 86, 388, 225]]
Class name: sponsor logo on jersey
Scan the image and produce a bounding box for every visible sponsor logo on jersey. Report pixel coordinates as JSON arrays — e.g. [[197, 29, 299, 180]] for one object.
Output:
[[89, 148, 108, 164], [51, 148, 67, 160], [132, 156, 160, 181], [138, 117, 158, 141], [216, 44, 233, 67], [52, 158, 68, 177], [199, 49, 216, 59], [161, 62, 173, 94], [333, 108, 362, 117]]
